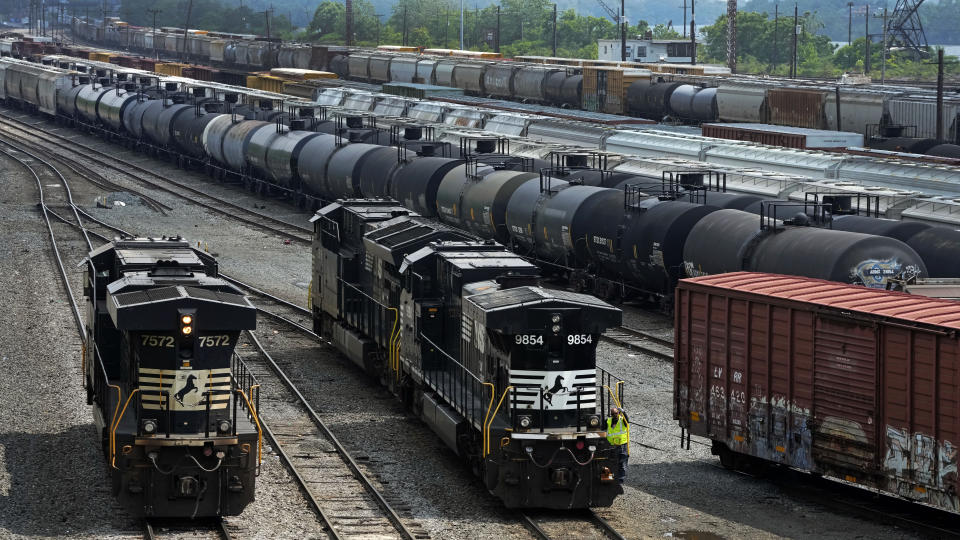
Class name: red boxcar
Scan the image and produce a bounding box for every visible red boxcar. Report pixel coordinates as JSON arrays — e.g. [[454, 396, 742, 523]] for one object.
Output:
[[674, 272, 960, 513]]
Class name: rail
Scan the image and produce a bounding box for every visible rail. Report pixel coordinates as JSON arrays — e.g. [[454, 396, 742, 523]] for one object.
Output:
[[419, 333, 492, 433]]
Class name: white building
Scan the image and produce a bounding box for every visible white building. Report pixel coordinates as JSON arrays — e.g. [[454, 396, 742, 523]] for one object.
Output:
[[597, 38, 695, 63]]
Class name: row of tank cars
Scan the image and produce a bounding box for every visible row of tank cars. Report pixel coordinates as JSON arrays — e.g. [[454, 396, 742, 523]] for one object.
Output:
[[11, 54, 958, 301], [6, 53, 960, 514], [41, 37, 960, 214], [73, 16, 960, 142]]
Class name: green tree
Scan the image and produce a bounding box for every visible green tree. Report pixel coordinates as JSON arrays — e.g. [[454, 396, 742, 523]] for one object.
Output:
[[308, 1, 345, 38], [701, 10, 835, 75], [651, 23, 681, 39]]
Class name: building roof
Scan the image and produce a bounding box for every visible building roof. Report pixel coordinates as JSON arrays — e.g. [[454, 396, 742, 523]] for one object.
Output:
[[680, 272, 960, 331]]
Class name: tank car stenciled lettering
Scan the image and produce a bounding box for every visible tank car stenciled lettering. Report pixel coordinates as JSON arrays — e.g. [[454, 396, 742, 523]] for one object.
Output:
[[83, 237, 260, 518], [311, 199, 627, 508]]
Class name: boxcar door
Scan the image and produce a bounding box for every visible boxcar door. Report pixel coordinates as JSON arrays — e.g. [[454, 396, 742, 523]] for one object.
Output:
[[812, 316, 879, 476]]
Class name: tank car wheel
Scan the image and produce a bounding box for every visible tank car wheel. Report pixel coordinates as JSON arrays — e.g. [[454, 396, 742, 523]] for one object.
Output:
[[717, 446, 737, 470]]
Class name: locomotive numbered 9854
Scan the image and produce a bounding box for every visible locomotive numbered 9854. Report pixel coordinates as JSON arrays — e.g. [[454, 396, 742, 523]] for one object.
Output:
[[311, 200, 627, 508], [83, 237, 261, 518]]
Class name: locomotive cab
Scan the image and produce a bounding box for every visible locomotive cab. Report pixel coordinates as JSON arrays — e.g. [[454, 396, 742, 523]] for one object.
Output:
[[83, 237, 260, 518], [460, 283, 625, 508]]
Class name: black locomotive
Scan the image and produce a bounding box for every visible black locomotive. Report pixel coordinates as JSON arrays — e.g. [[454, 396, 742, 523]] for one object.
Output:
[[312, 200, 626, 508], [83, 237, 261, 518]]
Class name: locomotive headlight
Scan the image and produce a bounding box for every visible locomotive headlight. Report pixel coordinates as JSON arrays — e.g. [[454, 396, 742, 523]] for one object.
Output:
[[518, 415, 532, 429], [587, 415, 601, 428], [217, 419, 232, 434], [551, 314, 561, 323], [141, 419, 158, 435], [179, 310, 196, 337], [552, 325, 561, 334]]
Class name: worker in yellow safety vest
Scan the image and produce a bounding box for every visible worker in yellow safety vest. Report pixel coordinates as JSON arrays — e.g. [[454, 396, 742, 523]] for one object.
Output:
[[606, 406, 630, 483]]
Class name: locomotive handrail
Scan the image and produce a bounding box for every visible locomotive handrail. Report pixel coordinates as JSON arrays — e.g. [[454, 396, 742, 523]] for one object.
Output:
[[235, 388, 263, 466], [110, 388, 140, 469], [480, 382, 495, 458], [387, 306, 400, 379], [483, 385, 515, 457], [87, 342, 124, 467], [602, 385, 623, 411]]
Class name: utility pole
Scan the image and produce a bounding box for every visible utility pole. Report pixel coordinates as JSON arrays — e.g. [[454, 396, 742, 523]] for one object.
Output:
[[101, 0, 106, 42], [864, 3, 870, 73], [773, 4, 778, 72], [445, 9, 449, 48], [726, 0, 736, 73], [375, 13, 382, 45], [148, 8, 161, 60], [690, 0, 696, 64], [180, 0, 193, 62], [495, 5, 500, 53], [402, 5, 407, 46], [552, 3, 557, 57], [791, 3, 797, 78], [680, 0, 687, 38], [936, 48, 944, 142], [847, 2, 853, 45], [620, 0, 626, 61], [877, 7, 887, 84], [264, 7, 272, 68], [459, 0, 464, 50], [345, 0, 353, 46]]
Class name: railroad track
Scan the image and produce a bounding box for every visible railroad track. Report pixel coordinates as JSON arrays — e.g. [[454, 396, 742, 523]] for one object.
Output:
[[0, 109, 313, 243], [602, 325, 674, 361], [521, 510, 627, 540], [14, 100, 610, 540], [143, 517, 231, 539], [237, 328, 426, 540], [709, 460, 960, 539], [26, 164, 417, 538], [10, 125, 415, 537], [14, 110, 245, 540]]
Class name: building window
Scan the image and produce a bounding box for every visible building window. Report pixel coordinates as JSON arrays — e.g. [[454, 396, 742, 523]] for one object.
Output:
[[636, 46, 647, 59], [667, 43, 692, 57], [603, 46, 608, 55]]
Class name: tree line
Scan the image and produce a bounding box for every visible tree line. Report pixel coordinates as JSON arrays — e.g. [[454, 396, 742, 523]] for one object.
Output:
[[699, 10, 959, 79], [302, 0, 686, 59], [117, 0, 296, 38]]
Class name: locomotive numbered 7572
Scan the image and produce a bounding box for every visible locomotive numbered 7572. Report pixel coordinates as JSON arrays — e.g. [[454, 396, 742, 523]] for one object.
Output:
[[311, 199, 627, 508], [83, 237, 262, 518]]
